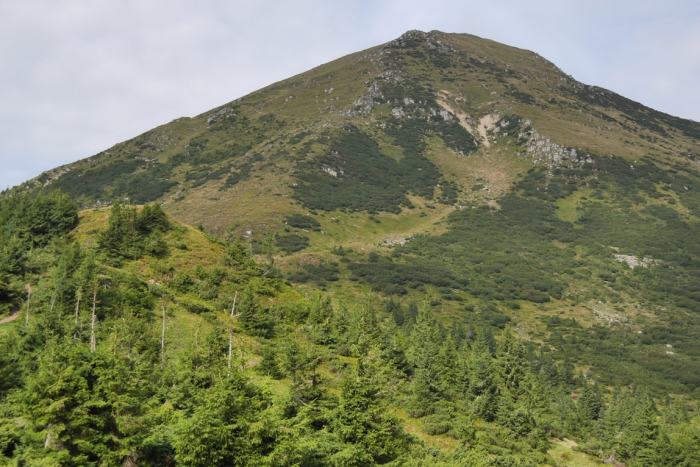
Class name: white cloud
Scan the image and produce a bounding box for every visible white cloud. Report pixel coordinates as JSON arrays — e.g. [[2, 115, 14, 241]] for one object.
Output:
[[1, 0, 698, 189]]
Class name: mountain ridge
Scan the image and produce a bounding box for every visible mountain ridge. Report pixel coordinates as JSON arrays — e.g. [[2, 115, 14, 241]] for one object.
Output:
[[16, 30, 700, 219]]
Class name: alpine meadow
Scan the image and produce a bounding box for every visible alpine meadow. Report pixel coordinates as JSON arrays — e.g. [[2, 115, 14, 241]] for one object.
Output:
[[2, 30, 700, 466]]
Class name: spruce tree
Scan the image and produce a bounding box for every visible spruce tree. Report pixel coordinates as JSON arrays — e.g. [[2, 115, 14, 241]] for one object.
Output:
[[520, 371, 548, 413], [436, 338, 459, 395], [173, 371, 273, 467], [407, 304, 443, 417], [450, 320, 467, 350], [349, 296, 381, 356], [495, 327, 526, 396], [384, 298, 405, 326], [468, 331, 498, 421], [496, 389, 533, 438], [256, 345, 282, 379], [328, 360, 410, 465], [332, 299, 351, 354], [136, 202, 169, 233], [280, 338, 303, 385], [307, 294, 334, 345], [621, 392, 659, 460], [237, 285, 270, 338], [405, 301, 419, 323], [599, 387, 636, 456], [579, 382, 604, 426]]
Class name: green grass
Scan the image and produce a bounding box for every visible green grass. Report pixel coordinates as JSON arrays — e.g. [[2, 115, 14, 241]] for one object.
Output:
[[555, 189, 589, 223], [548, 439, 602, 467]]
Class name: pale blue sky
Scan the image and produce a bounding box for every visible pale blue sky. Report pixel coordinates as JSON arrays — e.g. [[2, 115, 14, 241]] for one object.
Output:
[[1, 0, 699, 189]]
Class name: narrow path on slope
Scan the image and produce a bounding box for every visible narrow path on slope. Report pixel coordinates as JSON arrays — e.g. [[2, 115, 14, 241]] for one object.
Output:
[[0, 311, 20, 325]]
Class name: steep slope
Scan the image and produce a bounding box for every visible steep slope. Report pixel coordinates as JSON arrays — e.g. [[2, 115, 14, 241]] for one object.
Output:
[[17, 30, 700, 231], [7, 29, 700, 398]]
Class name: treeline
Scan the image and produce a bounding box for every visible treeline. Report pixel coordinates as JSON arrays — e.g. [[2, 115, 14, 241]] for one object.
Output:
[[1, 192, 699, 466], [338, 151, 700, 396]]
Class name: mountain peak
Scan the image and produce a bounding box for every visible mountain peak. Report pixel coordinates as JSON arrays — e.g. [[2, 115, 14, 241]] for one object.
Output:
[[4, 33, 700, 459], [9, 30, 700, 237]]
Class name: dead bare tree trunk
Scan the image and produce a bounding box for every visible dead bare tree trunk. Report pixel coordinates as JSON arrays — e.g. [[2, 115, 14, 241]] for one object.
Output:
[[90, 289, 97, 353], [227, 292, 238, 377], [73, 288, 82, 340], [74, 288, 81, 325], [25, 286, 31, 327], [194, 325, 200, 373], [603, 449, 617, 464], [161, 304, 166, 364]]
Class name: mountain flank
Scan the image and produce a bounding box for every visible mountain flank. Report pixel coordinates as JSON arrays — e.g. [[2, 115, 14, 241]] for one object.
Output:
[[17, 30, 700, 230], [1, 30, 700, 465]]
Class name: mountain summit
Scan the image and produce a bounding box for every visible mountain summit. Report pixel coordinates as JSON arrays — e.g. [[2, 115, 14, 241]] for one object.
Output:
[[22, 30, 700, 230]]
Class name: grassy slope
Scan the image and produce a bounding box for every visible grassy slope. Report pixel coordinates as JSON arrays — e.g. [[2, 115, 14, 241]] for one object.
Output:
[[17, 30, 699, 237]]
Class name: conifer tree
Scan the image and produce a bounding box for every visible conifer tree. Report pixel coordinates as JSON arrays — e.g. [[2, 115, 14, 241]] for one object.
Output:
[[256, 345, 282, 379], [407, 304, 443, 416], [436, 338, 459, 395], [495, 327, 526, 396], [520, 371, 548, 413], [496, 389, 533, 438], [224, 239, 252, 269], [379, 321, 411, 376], [468, 330, 498, 421], [621, 392, 659, 460], [237, 285, 270, 338], [598, 386, 635, 456], [349, 296, 381, 356], [406, 301, 418, 319], [385, 298, 405, 326], [557, 357, 575, 390], [328, 360, 410, 465], [332, 299, 352, 354], [97, 202, 141, 262], [578, 382, 604, 426], [450, 320, 467, 350], [281, 338, 303, 385], [173, 371, 273, 467], [307, 294, 334, 345], [136, 202, 169, 233]]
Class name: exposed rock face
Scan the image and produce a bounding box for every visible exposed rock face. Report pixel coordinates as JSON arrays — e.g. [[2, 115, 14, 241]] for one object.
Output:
[[323, 167, 341, 177], [381, 236, 408, 246], [368, 82, 381, 95], [206, 106, 236, 124], [614, 254, 656, 269], [438, 109, 453, 121], [355, 96, 373, 112], [391, 107, 405, 118], [523, 127, 593, 168], [590, 301, 629, 325]]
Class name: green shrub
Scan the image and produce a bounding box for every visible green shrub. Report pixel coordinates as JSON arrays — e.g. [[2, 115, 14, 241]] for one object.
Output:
[[275, 234, 310, 254]]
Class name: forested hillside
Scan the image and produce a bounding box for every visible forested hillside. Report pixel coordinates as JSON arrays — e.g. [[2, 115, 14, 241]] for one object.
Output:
[[3, 29, 700, 466], [0, 192, 698, 466]]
